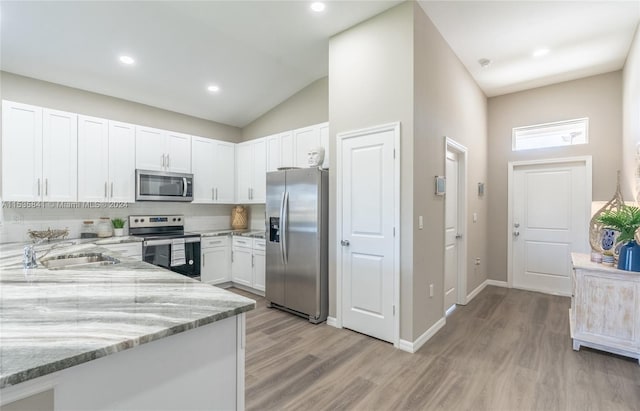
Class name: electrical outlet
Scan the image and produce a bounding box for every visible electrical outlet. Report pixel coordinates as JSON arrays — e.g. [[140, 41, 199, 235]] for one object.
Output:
[[429, 284, 434, 297], [475, 257, 481, 265], [418, 216, 423, 230]]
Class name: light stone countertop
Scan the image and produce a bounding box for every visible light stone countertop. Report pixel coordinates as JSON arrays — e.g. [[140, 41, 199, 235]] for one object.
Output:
[[0, 241, 255, 389]]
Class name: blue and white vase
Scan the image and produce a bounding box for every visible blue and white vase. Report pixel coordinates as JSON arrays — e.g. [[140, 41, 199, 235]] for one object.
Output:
[[617, 240, 640, 272]]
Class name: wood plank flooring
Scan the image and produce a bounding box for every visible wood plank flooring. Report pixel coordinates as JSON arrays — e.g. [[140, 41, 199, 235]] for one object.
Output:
[[230, 286, 640, 411]]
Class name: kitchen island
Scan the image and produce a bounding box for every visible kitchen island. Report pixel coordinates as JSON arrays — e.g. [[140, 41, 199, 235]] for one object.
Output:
[[0, 241, 255, 410]]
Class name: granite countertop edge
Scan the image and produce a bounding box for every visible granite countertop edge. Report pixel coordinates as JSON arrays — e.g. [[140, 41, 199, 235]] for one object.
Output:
[[0, 304, 253, 389], [0, 241, 256, 389]]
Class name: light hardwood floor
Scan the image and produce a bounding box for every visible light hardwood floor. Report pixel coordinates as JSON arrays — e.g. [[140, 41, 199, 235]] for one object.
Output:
[[230, 286, 640, 411]]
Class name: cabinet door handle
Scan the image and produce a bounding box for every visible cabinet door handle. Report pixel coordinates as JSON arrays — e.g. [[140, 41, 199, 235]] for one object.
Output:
[[252, 254, 254, 267], [248, 188, 251, 199], [162, 154, 165, 168], [45, 179, 48, 196], [212, 188, 215, 200], [203, 254, 205, 266], [104, 182, 108, 198], [166, 154, 170, 169], [231, 251, 234, 262], [37, 178, 41, 196], [110, 182, 114, 197], [215, 188, 218, 201]]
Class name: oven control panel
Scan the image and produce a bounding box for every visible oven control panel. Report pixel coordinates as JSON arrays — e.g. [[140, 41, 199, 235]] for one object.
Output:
[[129, 215, 184, 228]]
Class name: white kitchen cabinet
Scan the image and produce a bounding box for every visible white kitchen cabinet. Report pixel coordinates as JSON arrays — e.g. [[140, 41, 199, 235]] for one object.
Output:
[[231, 243, 253, 287], [2, 101, 77, 202], [235, 138, 266, 203], [201, 237, 231, 285], [293, 122, 329, 169], [231, 236, 265, 293], [266, 131, 294, 172], [135, 126, 191, 173], [78, 116, 135, 202], [192, 137, 235, 204], [253, 239, 266, 292], [318, 122, 329, 169]]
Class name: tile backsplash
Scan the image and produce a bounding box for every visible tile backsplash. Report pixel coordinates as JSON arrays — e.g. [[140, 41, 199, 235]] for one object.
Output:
[[0, 202, 272, 243]]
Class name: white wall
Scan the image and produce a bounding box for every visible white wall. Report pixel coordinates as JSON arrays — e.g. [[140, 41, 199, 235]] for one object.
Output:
[[487, 72, 623, 282], [622, 24, 640, 202], [329, 1, 415, 339]]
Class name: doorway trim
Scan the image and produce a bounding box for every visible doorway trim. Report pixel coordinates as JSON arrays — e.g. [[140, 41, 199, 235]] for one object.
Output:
[[335, 121, 401, 348], [444, 137, 468, 307], [507, 156, 593, 288]]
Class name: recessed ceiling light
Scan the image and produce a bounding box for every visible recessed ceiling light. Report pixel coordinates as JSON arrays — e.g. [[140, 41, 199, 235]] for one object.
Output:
[[533, 48, 550, 58], [119, 55, 135, 65], [207, 85, 220, 93], [478, 58, 492, 68], [310, 2, 325, 12]]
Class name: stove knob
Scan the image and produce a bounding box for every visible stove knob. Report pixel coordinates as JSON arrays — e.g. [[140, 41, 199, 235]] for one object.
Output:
[[134, 219, 139, 223], [141, 218, 145, 222], [178, 218, 182, 222], [173, 218, 176, 222]]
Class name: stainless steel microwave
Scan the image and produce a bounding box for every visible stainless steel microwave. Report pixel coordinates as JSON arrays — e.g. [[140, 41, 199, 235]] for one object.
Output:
[[135, 169, 193, 202]]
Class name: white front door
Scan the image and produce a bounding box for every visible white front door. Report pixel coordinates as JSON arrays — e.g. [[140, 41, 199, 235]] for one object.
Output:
[[340, 125, 396, 343], [512, 160, 590, 295], [444, 150, 459, 313]]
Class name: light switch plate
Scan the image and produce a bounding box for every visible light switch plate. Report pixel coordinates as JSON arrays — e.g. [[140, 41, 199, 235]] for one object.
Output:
[[418, 216, 423, 229]]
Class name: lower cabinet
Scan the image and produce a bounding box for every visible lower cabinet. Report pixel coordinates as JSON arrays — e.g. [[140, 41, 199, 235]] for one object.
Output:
[[201, 237, 231, 285], [232, 237, 265, 293]]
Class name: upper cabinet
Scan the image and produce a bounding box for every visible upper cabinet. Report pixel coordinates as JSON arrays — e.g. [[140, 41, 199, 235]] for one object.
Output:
[[266, 131, 294, 172], [135, 126, 191, 173], [192, 136, 235, 204], [266, 122, 329, 172], [293, 122, 329, 169], [2, 101, 77, 202], [78, 115, 135, 202], [236, 137, 266, 203]]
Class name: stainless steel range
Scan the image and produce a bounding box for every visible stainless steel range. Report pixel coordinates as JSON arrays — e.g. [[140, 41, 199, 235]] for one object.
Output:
[[129, 215, 201, 279]]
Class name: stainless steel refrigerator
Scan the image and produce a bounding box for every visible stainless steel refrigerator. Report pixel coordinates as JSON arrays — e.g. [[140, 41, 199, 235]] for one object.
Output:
[[266, 168, 328, 324]]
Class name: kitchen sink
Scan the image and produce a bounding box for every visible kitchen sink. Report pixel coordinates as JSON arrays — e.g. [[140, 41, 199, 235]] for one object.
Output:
[[41, 253, 120, 269]]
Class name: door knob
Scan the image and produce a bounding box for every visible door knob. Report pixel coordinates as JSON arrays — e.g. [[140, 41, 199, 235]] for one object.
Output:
[[341, 240, 350, 246], [514, 223, 520, 228], [513, 231, 520, 237], [455, 234, 462, 239]]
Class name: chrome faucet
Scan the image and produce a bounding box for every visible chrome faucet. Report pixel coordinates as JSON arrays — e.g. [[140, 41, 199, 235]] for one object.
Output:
[[23, 244, 37, 269]]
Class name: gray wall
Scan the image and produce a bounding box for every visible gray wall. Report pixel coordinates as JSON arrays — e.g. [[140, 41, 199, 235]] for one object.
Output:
[[0, 71, 241, 142], [241, 77, 328, 141], [413, 3, 488, 338], [622, 24, 640, 202], [329, 1, 415, 340], [487, 71, 623, 282]]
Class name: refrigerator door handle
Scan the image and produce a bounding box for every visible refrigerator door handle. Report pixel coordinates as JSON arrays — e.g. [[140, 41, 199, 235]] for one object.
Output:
[[279, 191, 286, 264], [282, 191, 289, 264]]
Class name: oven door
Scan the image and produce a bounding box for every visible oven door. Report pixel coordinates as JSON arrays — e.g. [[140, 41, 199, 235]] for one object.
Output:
[[143, 238, 201, 279]]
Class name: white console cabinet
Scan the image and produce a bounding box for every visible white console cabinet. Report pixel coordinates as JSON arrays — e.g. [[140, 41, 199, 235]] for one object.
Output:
[[570, 253, 640, 364]]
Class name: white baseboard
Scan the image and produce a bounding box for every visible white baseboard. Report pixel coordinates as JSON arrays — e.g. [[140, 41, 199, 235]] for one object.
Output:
[[398, 317, 446, 354], [486, 279, 508, 288], [466, 279, 509, 304], [466, 281, 487, 303], [326, 316, 339, 328]]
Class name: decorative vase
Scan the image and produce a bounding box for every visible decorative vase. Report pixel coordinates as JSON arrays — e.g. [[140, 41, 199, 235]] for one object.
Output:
[[231, 206, 248, 230], [113, 228, 124, 237], [617, 240, 640, 272]]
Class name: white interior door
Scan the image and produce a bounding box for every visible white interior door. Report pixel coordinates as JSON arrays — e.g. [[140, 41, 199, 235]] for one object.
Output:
[[444, 150, 459, 313], [340, 127, 395, 343], [512, 160, 590, 295]]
